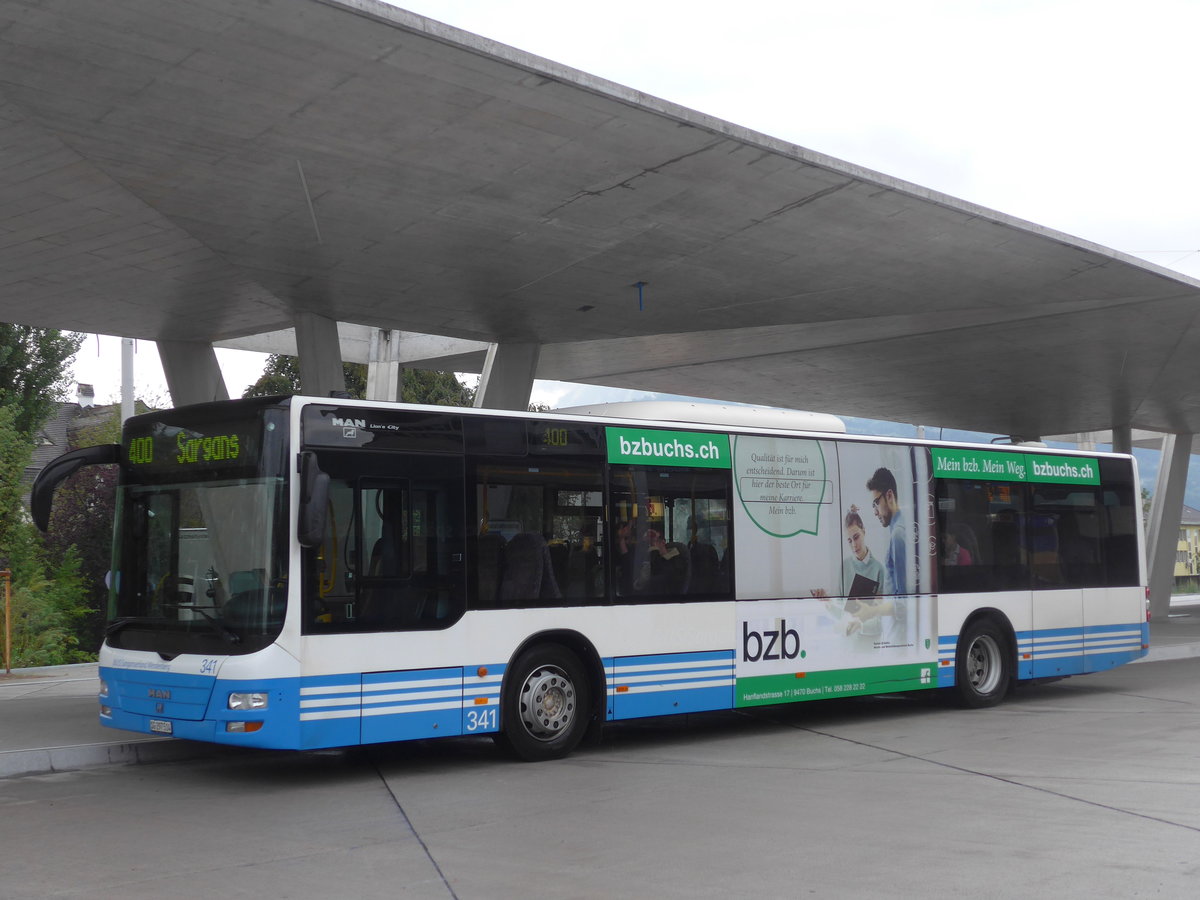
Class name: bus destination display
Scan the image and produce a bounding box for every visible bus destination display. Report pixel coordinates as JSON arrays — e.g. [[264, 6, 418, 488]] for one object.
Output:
[[125, 420, 257, 473]]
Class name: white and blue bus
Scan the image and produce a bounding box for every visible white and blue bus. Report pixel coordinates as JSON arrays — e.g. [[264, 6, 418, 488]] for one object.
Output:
[[33, 396, 1148, 760]]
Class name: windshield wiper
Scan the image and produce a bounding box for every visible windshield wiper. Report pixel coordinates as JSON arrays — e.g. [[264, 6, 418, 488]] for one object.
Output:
[[162, 602, 241, 643], [161, 603, 242, 644], [107, 605, 243, 644], [105, 616, 158, 637], [193, 607, 241, 644]]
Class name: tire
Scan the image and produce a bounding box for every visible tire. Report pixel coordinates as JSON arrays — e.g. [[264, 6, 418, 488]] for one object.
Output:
[[953, 618, 1012, 708], [499, 643, 591, 761]]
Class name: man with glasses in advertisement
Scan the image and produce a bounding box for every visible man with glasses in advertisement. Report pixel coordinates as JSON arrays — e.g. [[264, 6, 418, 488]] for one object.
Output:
[[867, 467, 910, 596]]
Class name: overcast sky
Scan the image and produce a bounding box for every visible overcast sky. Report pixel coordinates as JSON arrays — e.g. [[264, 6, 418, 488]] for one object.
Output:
[[72, 0, 1200, 407]]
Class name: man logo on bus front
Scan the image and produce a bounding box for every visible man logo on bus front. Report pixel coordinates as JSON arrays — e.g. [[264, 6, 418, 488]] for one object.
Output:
[[331, 416, 367, 440]]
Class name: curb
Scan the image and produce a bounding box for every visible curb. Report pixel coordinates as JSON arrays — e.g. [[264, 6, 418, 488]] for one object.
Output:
[[2, 662, 98, 678], [1134, 643, 1200, 664], [0, 738, 221, 780]]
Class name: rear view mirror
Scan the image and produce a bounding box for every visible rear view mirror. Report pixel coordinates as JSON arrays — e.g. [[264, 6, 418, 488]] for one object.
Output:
[[297, 451, 330, 548], [32, 444, 121, 532]]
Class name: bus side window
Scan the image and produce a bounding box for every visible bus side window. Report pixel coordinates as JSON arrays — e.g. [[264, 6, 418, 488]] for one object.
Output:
[[471, 463, 605, 609], [303, 475, 355, 626], [609, 464, 733, 603], [1099, 457, 1139, 587], [936, 478, 1029, 593], [302, 453, 466, 632], [1032, 484, 1106, 588]]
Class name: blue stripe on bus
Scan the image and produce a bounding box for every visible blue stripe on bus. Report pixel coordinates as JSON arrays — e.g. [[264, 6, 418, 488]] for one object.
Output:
[[607, 650, 735, 720], [294, 663, 508, 746], [359, 667, 463, 744], [101, 617, 1149, 749], [294, 672, 363, 747], [935, 621, 1147, 687], [101, 663, 509, 751]]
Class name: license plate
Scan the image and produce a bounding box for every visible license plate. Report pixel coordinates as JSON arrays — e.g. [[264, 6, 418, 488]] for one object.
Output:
[[149, 719, 173, 735]]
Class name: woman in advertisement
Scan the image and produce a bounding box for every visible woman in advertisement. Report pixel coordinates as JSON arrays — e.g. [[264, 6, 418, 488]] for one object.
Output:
[[838, 508, 891, 638], [811, 507, 901, 642]]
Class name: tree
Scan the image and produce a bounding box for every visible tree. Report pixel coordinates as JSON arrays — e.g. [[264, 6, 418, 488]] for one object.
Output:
[[0, 405, 94, 664], [400, 368, 475, 407], [243, 354, 474, 406], [43, 405, 133, 653], [6, 531, 88, 667], [242, 354, 302, 398], [0, 324, 84, 436], [0, 325, 100, 664], [0, 405, 33, 556]]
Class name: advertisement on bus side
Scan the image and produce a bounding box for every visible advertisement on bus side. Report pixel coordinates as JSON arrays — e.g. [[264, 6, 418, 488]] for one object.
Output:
[[731, 436, 938, 706]]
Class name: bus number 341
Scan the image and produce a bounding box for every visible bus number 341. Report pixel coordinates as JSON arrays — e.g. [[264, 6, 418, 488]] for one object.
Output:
[[465, 708, 497, 732]]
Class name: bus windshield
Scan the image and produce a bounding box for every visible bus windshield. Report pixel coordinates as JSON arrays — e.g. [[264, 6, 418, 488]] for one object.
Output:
[[107, 403, 289, 657]]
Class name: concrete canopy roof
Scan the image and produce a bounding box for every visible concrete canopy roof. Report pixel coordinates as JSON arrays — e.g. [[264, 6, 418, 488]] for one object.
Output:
[[3, 0, 1200, 437]]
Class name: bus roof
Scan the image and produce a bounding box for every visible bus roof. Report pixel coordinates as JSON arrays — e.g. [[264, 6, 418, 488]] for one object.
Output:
[[551, 401, 847, 434]]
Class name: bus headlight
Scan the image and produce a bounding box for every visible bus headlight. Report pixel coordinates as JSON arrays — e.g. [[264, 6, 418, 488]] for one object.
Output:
[[98, 679, 109, 698], [228, 692, 269, 711]]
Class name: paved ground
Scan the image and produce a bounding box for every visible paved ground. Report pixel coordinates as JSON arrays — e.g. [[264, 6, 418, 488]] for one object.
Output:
[[2, 648, 1199, 898]]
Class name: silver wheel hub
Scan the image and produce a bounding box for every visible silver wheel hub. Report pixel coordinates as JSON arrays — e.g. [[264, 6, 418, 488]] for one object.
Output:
[[518, 665, 576, 740], [966, 634, 1002, 695]]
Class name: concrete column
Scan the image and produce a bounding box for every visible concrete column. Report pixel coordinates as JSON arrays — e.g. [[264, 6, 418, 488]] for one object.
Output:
[[156, 340, 230, 408], [366, 328, 404, 402], [294, 311, 345, 397], [473, 342, 540, 411], [120, 337, 135, 422], [1146, 432, 1193, 621], [1112, 424, 1132, 455]]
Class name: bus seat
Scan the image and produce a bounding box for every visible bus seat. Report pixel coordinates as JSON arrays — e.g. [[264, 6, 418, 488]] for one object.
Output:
[[1029, 514, 1063, 586], [228, 569, 265, 596], [666, 542, 691, 594], [367, 489, 407, 579], [689, 541, 720, 594], [547, 541, 570, 593], [1058, 512, 1100, 585], [497, 532, 561, 604]]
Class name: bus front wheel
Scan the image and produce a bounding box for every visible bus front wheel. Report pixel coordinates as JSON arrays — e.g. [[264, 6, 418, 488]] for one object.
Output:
[[499, 644, 591, 762], [953, 618, 1012, 708]]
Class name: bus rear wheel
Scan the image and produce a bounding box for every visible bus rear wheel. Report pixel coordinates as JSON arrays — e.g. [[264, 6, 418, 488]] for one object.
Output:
[[953, 618, 1012, 708], [499, 644, 591, 761]]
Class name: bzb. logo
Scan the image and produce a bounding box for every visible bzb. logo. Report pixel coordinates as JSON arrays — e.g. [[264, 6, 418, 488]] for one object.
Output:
[[742, 619, 800, 662]]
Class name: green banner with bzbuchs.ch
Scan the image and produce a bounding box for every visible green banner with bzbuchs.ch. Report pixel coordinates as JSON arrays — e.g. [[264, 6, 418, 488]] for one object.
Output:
[[605, 427, 731, 469], [930, 448, 1100, 485]]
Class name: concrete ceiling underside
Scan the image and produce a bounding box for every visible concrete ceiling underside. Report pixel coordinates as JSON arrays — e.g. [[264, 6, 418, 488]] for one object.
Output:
[[3, 0, 1200, 437]]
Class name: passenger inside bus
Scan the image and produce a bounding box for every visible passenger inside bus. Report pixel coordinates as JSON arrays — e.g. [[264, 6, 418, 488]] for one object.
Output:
[[632, 527, 690, 595], [942, 527, 974, 567]]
